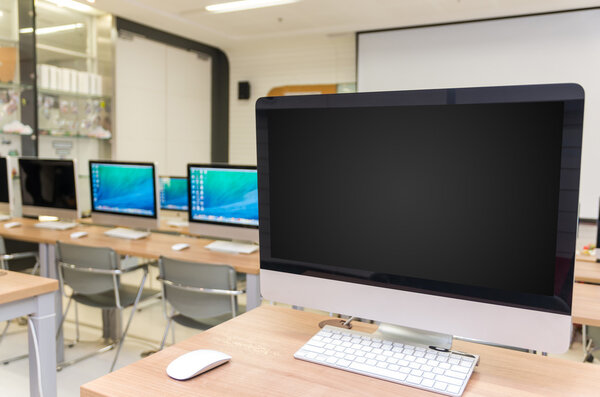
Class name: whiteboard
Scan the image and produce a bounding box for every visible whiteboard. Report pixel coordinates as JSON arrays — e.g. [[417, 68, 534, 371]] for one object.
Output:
[[357, 9, 600, 219]]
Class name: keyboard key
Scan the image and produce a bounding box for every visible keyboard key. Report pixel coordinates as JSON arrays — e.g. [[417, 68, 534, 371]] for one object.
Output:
[[409, 362, 421, 369], [355, 356, 366, 363], [373, 348, 383, 354], [341, 342, 352, 348], [316, 355, 327, 362], [335, 352, 345, 358], [416, 357, 427, 364], [349, 362, 407, 382], [447, 385, 461, 394], [306, 352, 317, 359], [351, 343, 362, 350], [434, 381, 447, 391], [435, 374, 463, 386], [383, 351, 393, 357], [392, 347, 404, 353], [345, 348, 356, 355], [445, 370, 467, 380], [386, 357, 398, 364], [405, 356, 416, 362], [388, 364, 399, 371], [425, 353, 436, 360], [421, 365, 433, 372], [381, 344, 392, 351], [433, 367, 444, 375], [337, 359, 351, 367], [366, 359, 377, 366], [414, 351, 425, 358], [397, 359, 409, 367], [460, 360, 472, 367], [376, 354, 387, 361], [362, 346, 373, 352], [393, 353, 405, 360], [422, 379, 435, 388], [415, 346, 426, 352], [365, 353, 376, 359], [345, 354, 356, 361], [410, 369, 423, 377], [427, 360, 439, 367], [376, 362, 388, 369], [326, 357, 338, 364], [372, 342, 382, 348], [301, 345, 325, 354], [423, 372, 435, 380], [341, 336, 352, 342], [351, 338, 361, 344], [406, 375, 422, 385], [448, 358, 460, 365], [452, 364, 469, 374], [355, 351, 365, 357], [332, 340, 342, 345], [399, 367, 411, 374], [436, 356, 448, 363], [440, 363, 451, 369]]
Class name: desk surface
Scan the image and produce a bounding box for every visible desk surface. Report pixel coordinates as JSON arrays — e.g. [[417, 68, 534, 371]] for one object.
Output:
[[80, 305, 600, 397], [575, 256, 600, 283], [572, 282, 600, 327], [0, 270, 58, 305], [0, 218, 259, 275]]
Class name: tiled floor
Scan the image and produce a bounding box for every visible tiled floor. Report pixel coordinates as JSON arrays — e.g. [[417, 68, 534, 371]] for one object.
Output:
[[1, 223, 599, 396]]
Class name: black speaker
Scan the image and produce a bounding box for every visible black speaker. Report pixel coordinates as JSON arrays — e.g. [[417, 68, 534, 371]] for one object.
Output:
[[238, 81, 250, 100]]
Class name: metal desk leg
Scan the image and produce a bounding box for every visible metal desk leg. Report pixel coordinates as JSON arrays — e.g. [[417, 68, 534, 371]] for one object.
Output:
[[39, 243, 64, 363], [102, 308, 122, 341], [246, 274, 261, 311], [29, 293, 57, 397]]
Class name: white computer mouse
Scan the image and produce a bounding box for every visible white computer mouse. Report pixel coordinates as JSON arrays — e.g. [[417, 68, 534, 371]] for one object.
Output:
[[171, 243, 190, 251], [3, 221, 21, 229], [70, 231, 88, 239], [166, 349, 231, 380]]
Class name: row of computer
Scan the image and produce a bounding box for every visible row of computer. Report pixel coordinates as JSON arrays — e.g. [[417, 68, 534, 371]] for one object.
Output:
[[0, 156, 258, 248]]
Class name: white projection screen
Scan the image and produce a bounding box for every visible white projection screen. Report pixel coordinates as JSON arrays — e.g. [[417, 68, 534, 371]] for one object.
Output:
[[357, 8, 600, 219]]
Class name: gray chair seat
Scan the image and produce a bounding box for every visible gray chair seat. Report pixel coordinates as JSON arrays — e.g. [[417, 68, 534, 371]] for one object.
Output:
[[73, 285, 157, 309], [171, 303, 247, 330]]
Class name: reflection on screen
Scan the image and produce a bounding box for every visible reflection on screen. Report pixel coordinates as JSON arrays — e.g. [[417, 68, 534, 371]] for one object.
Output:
[[189, 167, 258, 226], [91, 163, 155, 217], [20, 159, 77, 209], [160, 177, 188, 211], [0, 158, 8, 204]]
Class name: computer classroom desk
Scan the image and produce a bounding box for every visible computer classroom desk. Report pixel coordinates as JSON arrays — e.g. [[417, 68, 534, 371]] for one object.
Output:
[[0, 217, 260, 362], [0, 270, 58, 397], [80, 305, 600, 397]]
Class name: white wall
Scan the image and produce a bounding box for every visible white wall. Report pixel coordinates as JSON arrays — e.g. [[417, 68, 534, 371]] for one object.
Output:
[[227, 33, 356, 165], [115, 35, 211, 176], [357, 9, 600, 218]]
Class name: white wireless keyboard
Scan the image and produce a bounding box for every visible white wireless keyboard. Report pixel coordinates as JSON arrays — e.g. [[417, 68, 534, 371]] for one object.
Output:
[[104, 227, 150, 240], [205, 240, 258, 254], [34, 221, 77, 230], [294, 325, 478, 397]]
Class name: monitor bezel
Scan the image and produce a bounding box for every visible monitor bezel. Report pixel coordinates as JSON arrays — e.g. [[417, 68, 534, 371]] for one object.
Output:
[[159, 175, 188, 212], [89, 160, 159, 220], [18, 157, 80, 220], [256, 83, 584, 349], [186, 163, 259, 230], [0, 157, 11, 214]]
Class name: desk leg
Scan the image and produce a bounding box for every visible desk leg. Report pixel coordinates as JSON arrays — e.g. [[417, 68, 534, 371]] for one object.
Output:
[[39, 243, 64, 363], [246, 274, 261, 311], [29, 293, 57, 397]]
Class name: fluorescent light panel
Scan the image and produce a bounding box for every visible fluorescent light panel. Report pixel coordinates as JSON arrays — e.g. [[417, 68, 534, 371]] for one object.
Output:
[[39, 0, 98, 14], [206, 0, 299, 14], [19, 22, 84, 35]]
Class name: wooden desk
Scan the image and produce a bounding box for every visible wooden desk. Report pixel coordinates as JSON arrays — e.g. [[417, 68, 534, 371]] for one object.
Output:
[[572, 282, 600, 327], [0, 271, 58, 397], [0, 218, 261, 359], [80, 305, 600, 397], [575, 256, 600, 283]]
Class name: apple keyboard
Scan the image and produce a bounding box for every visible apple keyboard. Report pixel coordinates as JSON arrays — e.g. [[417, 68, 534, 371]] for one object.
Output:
[[294, 325, 478, 397], [34, 221, 77, 230], [205, 240, 258, 254], [104, 227, 150, 240]]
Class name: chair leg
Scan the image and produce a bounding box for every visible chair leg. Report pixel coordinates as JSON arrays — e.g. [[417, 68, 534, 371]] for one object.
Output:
[[159, 319, 173, 350], [0, 321, 10, 344], [31, 257, 40, 276], [56, 296, 73, 340], [110, 271, 147, 372], [75, 302, 80, 342]]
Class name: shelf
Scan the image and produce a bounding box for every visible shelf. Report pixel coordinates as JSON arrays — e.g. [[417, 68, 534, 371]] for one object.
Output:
[[36, 43, 91, 60], [0, 130, 31, 136], [38, 88, 111, 101], [0, 82, 32, 91], [39, 129, 111, 140]]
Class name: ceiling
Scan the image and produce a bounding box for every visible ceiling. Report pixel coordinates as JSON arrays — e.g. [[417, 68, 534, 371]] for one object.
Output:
[[83, 0, 600, 49]]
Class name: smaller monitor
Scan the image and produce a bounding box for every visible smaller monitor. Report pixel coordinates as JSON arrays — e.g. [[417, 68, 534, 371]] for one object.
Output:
[[89, 160, 159, 230], [187, 164, 258, 242], [0, 157, 11, 215], [159, 176, 188, 211], [18, 158, 80, 220]]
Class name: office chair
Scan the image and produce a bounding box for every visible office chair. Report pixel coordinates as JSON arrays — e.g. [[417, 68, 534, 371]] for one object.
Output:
[[158, 256, 245, 350], [0, 237, 39, 345], [56, 241, 156, 372], [584, 325, 600, 363]]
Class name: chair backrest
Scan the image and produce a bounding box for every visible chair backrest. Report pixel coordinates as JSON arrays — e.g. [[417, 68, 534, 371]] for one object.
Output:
[[159, 256, 238, 320], [56, 241, 120, 295]]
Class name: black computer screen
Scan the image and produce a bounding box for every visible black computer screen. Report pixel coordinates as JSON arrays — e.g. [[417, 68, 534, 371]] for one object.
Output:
[[19, 159, 77, 210], [0, 157, 8, 204], [257, 85, 583, 314]]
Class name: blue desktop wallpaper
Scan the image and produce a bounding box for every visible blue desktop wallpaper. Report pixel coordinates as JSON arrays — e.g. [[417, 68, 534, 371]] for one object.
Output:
[[91, 163, 155, 216], [190, 168, 258, 226], [160, 177, 188, 211]]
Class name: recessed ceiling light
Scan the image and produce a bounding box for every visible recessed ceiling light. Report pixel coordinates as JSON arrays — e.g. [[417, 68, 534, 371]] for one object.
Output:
[[42, 0, 97, 14], [0, 10, 4, 17], [205, 0, 300, 14]]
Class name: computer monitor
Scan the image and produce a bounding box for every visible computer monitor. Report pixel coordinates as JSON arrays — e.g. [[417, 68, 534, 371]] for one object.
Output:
[[187, 164, 259, 242], [0, 157, 11, 215], [256, 83, 584, 353], [18, 158, 80, 220], [159, 176, 188, 211], [89, 160, 159, 230]]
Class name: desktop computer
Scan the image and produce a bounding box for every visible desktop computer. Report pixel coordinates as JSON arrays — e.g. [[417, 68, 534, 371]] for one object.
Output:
[[187, 164, 258, 253], [160, 176, 189, 227], [18, 158, 80, 228], [0, 157, 12, 220], [89, 160, 159, 238], [256, 84, 584, 395]]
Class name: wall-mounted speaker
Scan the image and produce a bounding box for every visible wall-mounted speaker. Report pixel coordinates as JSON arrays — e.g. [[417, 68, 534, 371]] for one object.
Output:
[[238, 81, 250, 100]]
